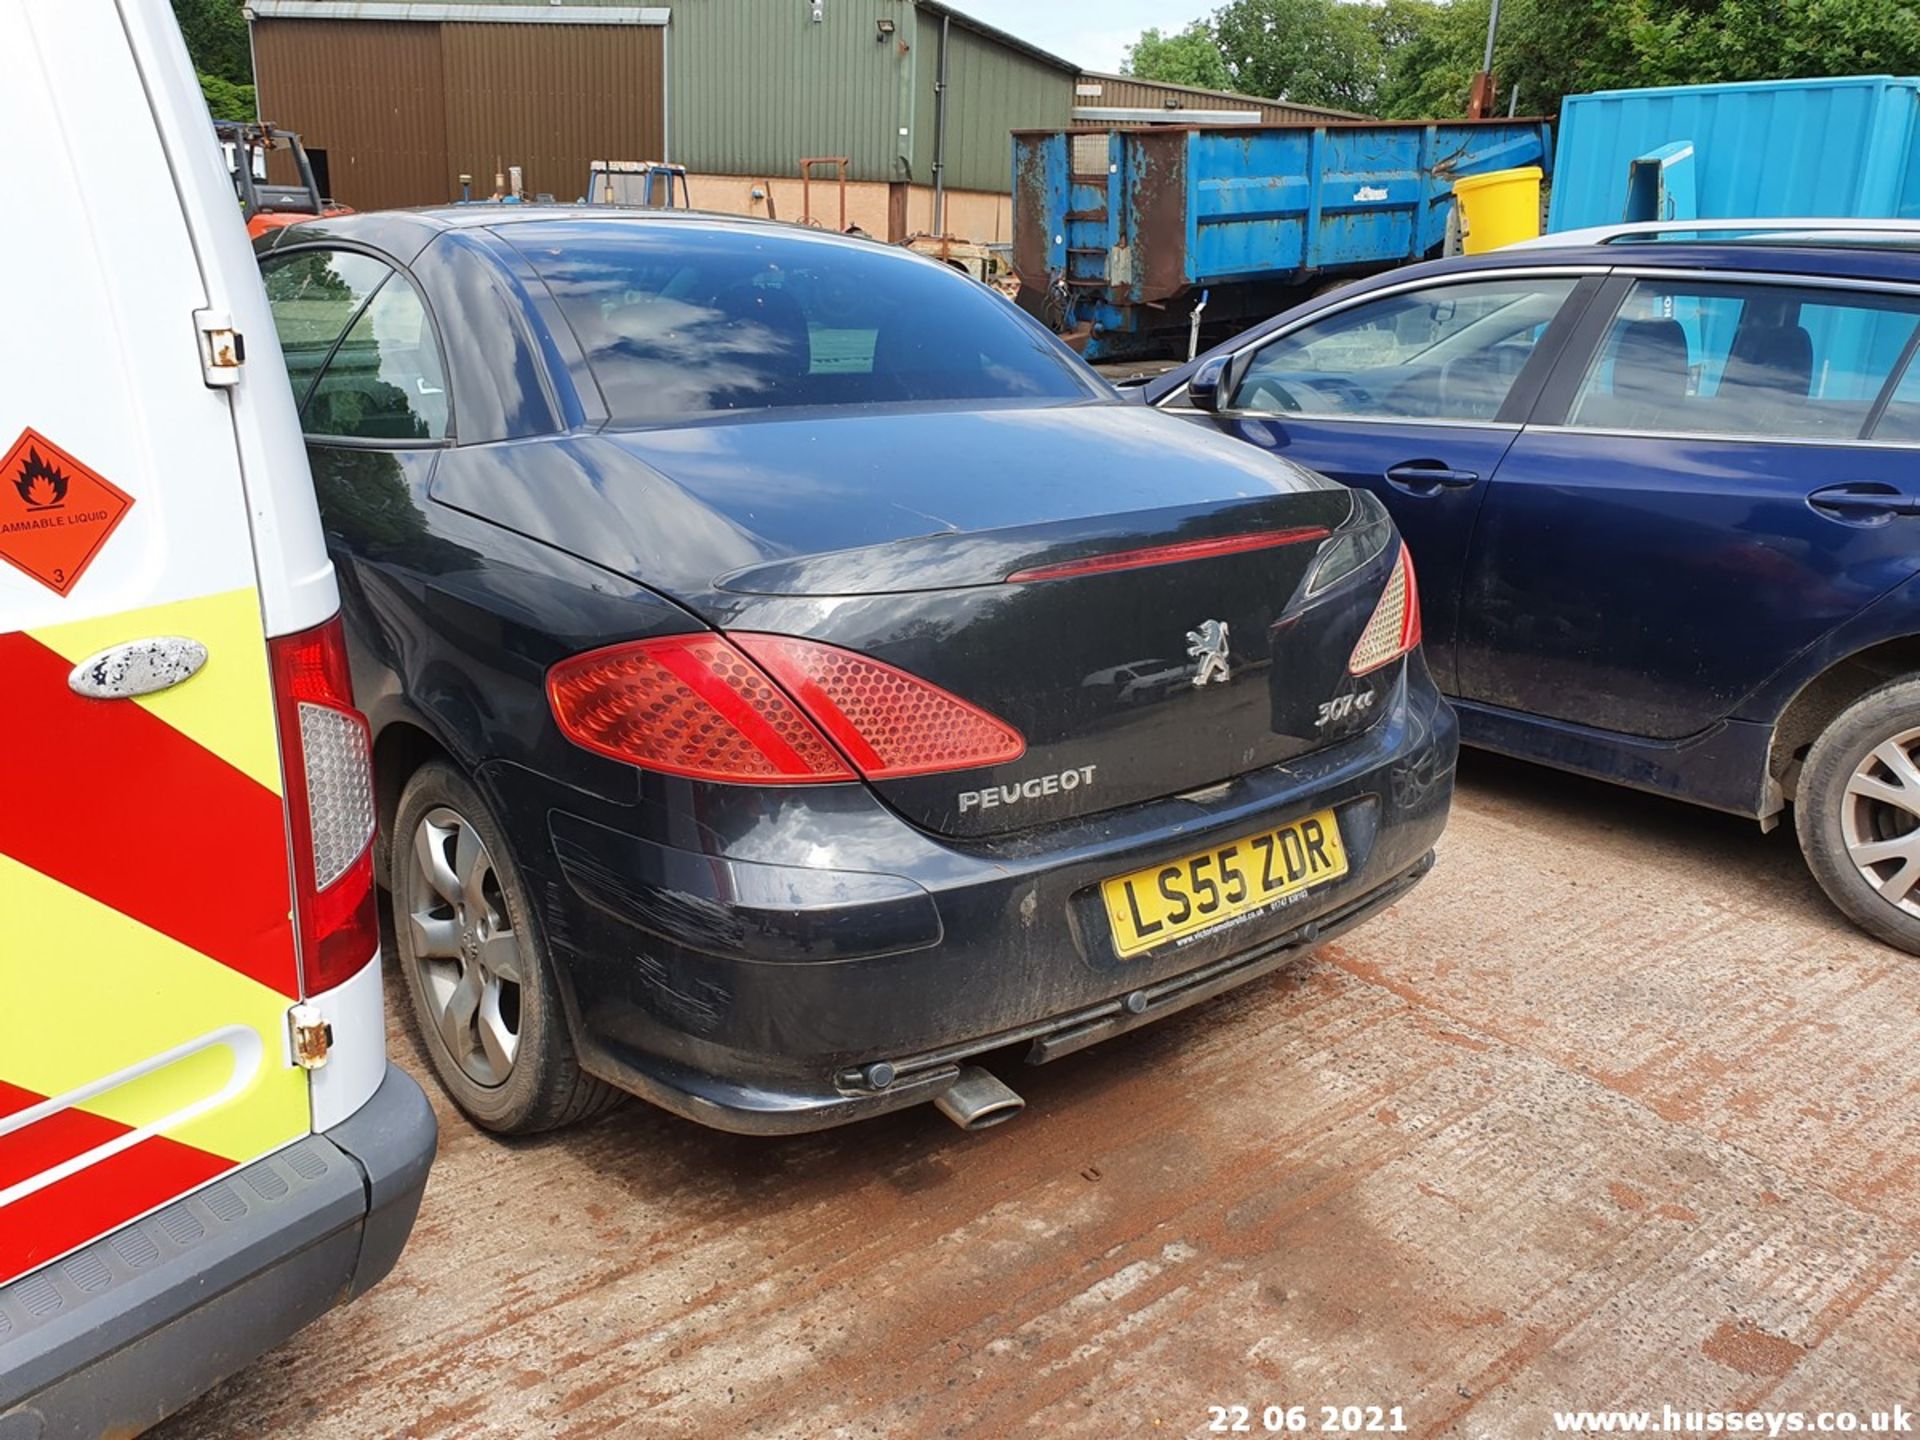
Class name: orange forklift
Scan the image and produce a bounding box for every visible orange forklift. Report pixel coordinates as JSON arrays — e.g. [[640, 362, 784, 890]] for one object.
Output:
[[216, 120, 350, 238]]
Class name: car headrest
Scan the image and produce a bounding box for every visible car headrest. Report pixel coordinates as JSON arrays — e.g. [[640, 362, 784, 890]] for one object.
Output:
[[1609, 318, 1691, 402], [712, 283, 811, 380], [1722, 323, 1813, 400]]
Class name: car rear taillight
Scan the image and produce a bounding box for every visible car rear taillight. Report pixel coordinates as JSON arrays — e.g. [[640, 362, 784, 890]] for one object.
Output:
[[1347, 544, 1423, 675], [733, 633, 1025, 779], [547, 633, 1025, 783], [548, 634, 857, 784], [270, 616, 379, 995]]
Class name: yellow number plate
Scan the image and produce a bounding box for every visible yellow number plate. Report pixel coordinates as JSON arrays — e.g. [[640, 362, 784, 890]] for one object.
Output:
[[1101, 809, 1348, 959]]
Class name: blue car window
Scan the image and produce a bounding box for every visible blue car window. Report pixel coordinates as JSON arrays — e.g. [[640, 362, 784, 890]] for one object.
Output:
[[1873, 348, 1920, 441], [506, 222, 1096, 424], [1230, 277, 1576, 421], [1568, 279, 1920, 440]]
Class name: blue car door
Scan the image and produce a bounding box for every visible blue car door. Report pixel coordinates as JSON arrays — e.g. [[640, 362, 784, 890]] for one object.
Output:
[[1456, 271, 1920, 739], [1161, 272, 1600, 691]]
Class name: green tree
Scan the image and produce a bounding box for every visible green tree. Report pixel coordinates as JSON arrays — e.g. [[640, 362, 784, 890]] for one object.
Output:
[[1626, 0, 1920, 86], [1347, 0, 1643, 118], [198, 72, 256, 122], [172, 0, 251, 85], [1130, 0, 1920, 123], [1123, 23, 1234, 90], [1210, 0, 1387, 112], [1373, 0, 1483, 117], [1372, 0, 1920, 119], [1370, 0, 1446, 58]]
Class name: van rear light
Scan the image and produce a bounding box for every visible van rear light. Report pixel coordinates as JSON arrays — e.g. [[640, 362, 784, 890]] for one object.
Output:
[[1347, 544, 1423, 675], [270, 616, 378, 995], [734, 633, 1026, 779], [547, 633, 1026, 783]]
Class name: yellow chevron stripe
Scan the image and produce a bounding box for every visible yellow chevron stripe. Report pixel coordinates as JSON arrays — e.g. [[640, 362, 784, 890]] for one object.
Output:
[[27, 588, 283, 795], [0, 855, 307, 1163]]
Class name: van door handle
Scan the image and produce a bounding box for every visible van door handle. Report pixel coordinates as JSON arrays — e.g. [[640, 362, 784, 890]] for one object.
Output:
[[1385, 462, 1481, 495], [67, 637, 209, 699], [1807, 483, 1918, 522]]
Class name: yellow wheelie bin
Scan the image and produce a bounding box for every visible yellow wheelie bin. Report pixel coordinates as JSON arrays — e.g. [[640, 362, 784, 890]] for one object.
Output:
[[1454, 165, 1543, 253]]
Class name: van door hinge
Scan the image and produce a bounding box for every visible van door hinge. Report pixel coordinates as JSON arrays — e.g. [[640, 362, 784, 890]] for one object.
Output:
[[288, 1002, 333, 1070], [195, 308, 245, 387]]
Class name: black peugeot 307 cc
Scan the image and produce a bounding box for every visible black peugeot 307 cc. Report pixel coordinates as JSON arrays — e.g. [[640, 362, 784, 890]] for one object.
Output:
[[255, 208, 1456, 1135]]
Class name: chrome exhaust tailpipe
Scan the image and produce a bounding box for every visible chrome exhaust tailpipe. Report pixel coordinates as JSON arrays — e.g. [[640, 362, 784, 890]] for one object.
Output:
[[934, 1066, 1025, 1131]]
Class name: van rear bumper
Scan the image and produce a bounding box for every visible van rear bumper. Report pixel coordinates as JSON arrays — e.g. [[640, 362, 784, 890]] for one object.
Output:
[[0, 1064, 436, 1439]]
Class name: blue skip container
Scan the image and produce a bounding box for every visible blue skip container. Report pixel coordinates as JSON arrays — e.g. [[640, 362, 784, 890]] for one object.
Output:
[[1549, 75, 1920, 231]]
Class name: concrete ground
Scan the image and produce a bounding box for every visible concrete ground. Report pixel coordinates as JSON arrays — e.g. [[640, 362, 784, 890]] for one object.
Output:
[[157, 754, 1920, 1439]]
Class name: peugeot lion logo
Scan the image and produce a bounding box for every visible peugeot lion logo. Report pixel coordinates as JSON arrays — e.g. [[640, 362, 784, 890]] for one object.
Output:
[[1187, 619, 1231, 687]]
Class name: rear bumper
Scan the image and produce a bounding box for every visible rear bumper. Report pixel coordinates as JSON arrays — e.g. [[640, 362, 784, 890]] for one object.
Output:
[[498, 661, 1456, 1135], [0, 1065, 436, 1440]]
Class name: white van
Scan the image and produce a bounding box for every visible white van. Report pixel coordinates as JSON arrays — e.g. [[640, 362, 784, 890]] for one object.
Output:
[[0, 1, 435, 1433]]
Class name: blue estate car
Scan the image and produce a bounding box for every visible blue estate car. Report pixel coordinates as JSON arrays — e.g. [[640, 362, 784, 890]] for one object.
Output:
[[1144, 224, 1920, 952]]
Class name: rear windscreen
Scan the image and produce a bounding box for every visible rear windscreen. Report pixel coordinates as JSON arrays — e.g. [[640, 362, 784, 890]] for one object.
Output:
[[506, 220, 1097, 424]]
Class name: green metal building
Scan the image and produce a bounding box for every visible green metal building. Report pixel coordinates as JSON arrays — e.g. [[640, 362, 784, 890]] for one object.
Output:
[[668, 0, 1074, 193], [250, 0, 1076, 234]]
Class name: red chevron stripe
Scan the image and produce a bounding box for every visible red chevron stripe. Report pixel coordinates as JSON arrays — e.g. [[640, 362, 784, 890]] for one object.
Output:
[[0, 1080, 34, 1121], [0, 1142, 233, 1286], [0, 631, 298, 996], [0, 1079, 235, 1286], [0, 1079, 131, 1191]]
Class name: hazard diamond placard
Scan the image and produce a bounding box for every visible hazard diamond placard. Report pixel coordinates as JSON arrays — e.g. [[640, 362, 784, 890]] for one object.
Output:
[[0, 429, 134, 597]]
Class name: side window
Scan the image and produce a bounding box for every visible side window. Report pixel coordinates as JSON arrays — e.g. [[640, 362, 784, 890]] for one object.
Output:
[[1230, 277, 1577, 421], [261, 250, 393, 408], [1567, 279, 1920, 440], [304, 273, 450, 442], [1872, 348, 1920, 442]]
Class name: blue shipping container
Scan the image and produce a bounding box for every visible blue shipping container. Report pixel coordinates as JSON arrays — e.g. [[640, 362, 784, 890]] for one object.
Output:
[[1013, 120, 1551, 360], [1549, 75, 1920, 231]]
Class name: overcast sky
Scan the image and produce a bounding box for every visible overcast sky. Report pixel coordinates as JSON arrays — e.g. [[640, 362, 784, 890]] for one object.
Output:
[[941, 0, 1214, 73]]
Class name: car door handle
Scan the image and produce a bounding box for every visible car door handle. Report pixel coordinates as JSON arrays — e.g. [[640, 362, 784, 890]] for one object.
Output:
[[1385, 462, 1481, 494], [1807, 483, 1919, 521], [66, 636, 209, 699]]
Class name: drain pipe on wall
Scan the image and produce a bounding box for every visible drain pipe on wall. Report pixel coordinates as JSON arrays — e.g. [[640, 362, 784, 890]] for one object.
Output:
[[246, 5, 263, 124], [932, 12, 951, 234]]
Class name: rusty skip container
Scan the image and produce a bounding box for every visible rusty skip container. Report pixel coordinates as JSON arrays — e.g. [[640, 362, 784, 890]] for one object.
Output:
[[1014, 119, 1552, 360]]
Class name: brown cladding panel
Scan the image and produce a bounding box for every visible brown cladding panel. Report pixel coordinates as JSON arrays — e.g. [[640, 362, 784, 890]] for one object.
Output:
[[441, 23, 664, 205], [1077, 74, 1362, 127], [253, 19, 448, 211]]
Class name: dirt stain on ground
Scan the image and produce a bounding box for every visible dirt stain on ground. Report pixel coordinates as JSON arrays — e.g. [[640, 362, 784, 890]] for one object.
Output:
[[1702, 1321, 1807, 1378]]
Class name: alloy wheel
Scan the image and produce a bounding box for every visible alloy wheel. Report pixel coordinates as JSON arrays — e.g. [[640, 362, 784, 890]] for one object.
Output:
[[1840, 727, 1920, 918], [405, 806, 524, 1086]]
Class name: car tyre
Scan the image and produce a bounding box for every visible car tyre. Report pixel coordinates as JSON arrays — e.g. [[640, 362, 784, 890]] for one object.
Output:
[[1796, 677, 1920, 955], [391, 760, 624, 1132]]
